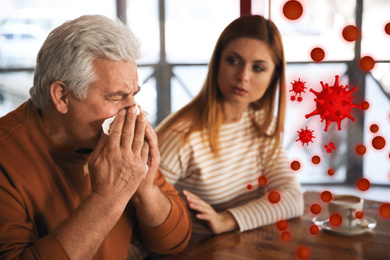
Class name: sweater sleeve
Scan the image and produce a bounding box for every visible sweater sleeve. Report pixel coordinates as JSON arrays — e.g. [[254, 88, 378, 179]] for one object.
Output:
[[228, 144, 304, 232], [0, 173, 70, 260], [136, 169, 192, 254]]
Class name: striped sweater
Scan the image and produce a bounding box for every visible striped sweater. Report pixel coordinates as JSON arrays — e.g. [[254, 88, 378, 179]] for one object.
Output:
[[158, 109, 304, 238]]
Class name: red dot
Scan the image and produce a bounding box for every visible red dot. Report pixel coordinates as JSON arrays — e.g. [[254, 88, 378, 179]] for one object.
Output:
[[385, 23, 390, 35], [311, 47, 325, 62], [327, 169, 335, 176], [277, 220, 288, 231], [281, 231, 291, 241], [310, 203, 321, 215], [342, 25, 359, 42], [372, 136, 386, 150], [379, 203, 390, 218], [355, 211, 364, 219], [357, 178, 370, 191], [309, 224, 320, 235], [360, 101, 370, 110], [311, 155, 321, 165], [360, 56, 375, 71], [370, 124, 379, 133], [329, 213, 342, 226], [291, 160, 301, 171], [247, 184, 253, 190], [268, 191, 281, 204], [296, 246, 310, 259], [258, 176, 267, 186], [355, 144, 366, 155], [283, 0, 303, 20], [320, 190, 332, 202]]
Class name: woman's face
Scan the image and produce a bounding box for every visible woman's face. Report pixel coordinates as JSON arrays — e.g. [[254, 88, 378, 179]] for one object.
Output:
[[217, 37, 276, 109]]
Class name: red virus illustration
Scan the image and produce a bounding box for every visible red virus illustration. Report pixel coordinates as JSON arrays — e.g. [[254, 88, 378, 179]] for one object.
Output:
[[324, 142, 336, 153], [296, 126, 315, 146], [305, 75, 361, 132], [289, 78, 307, 102]]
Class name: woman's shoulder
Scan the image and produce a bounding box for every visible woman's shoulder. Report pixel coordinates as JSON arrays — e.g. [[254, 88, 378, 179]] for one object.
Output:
[[157, 117, 193, 148], [167, 119, 192, 135], [250, 108, 277, 133]]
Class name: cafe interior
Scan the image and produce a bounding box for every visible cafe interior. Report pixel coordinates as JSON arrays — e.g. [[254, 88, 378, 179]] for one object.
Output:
[[0, 0, 389, 259]]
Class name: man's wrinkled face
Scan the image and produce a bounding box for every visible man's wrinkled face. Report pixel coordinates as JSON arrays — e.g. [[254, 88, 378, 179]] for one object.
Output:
[[65, 59, 139, 149]]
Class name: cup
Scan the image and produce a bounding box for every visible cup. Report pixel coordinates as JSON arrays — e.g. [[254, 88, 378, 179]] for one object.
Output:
[[328, 194, 364, 229]]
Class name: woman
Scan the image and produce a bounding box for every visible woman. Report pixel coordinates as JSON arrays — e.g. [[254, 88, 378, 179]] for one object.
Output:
[[156, 15, 304, 239]]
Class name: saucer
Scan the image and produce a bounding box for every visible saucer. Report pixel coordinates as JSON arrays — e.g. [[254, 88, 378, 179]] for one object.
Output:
[[312, 215, 377, 236]]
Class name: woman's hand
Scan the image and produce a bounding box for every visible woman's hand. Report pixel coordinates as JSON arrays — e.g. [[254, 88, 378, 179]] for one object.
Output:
[[183, 190, 238, 234]]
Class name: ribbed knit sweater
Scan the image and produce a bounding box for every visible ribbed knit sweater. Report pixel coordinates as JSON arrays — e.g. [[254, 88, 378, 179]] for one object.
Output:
[[158, 109, 304, 239]]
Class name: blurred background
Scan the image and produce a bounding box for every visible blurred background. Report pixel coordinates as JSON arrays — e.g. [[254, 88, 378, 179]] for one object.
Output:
[[0, 0, 389, 199]]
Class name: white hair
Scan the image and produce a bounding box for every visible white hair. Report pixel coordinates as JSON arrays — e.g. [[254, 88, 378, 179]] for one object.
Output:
[[30, 15, 141, 109]]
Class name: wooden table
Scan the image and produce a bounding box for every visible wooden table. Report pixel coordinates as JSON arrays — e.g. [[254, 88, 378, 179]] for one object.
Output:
[[154, 191, 390, 260]]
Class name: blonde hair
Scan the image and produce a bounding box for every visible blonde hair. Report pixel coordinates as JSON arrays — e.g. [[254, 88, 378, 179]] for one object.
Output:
[[156, 15, 286, 157]]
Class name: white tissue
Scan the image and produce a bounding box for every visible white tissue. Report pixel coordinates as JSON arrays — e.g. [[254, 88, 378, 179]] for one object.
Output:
[[102, 115, 117, 135], [102, 105, 143, 135]]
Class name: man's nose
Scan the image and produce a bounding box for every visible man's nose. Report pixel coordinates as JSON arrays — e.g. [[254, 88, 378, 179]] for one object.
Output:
[[122, 95, 136, 109]]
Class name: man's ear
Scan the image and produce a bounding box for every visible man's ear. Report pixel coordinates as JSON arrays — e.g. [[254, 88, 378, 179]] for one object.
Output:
[[50, 81, 69, 114]]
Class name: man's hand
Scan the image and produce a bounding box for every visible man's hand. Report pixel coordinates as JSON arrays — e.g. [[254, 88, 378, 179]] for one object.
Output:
[[183, 190, 238, 234], [133, 120, 160, 197], [55, 106, 150, 260], [88, 106, 149, 208], [130, 116, 172, 227]]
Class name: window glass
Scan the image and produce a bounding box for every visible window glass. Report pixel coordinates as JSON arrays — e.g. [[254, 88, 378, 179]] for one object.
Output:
[[271, 0, 356, 62], [0, 0, 116, 114], [361, 0, 390, 61], [136, 67, 157, 126], [165, 0, 240, 63], [171, 66, 207, 112], [127, 0, 160, 64], [363, 74, 390, 184], [371, 63, 390, 98], [251, 0, 268, 17]]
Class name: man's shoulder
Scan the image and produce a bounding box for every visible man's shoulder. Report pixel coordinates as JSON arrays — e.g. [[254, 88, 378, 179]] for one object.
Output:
[[0, 101, 31, 142]]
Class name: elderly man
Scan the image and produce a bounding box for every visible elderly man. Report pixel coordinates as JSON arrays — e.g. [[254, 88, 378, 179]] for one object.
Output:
[[0, 15, 191, 259]]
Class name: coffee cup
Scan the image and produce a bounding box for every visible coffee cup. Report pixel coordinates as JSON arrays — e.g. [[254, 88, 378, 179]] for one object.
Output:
[[328, 194, 364, 229]]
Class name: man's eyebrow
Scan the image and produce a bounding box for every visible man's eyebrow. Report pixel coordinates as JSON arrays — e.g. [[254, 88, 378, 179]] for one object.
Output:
[[105, 86, 141, 97], [105, 91, 128, 97]]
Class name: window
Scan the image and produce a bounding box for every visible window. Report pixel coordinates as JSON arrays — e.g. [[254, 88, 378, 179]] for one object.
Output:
[[0, 0, 116, 116], [127, 0, 239, 125], [271, 0, 357, 62]]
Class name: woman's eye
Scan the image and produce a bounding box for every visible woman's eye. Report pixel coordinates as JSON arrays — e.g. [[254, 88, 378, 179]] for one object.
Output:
[[253, 65, 265, 72], [227, 57, 239, 65]]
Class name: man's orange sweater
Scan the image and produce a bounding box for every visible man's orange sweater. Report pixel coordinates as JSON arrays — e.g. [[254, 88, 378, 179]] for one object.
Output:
[[0, 100, 191, 259]]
